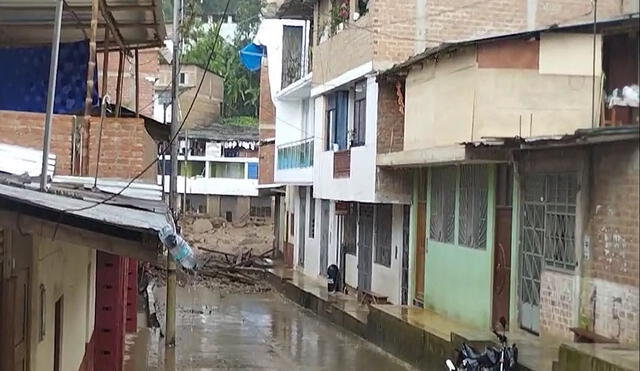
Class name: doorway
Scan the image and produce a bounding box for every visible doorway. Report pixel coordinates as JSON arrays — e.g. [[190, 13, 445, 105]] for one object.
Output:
[[414, 170, 427, 307], [401, 205, 410, 305], [357, 204, 374, 292], [54, 298, 63, 371], [319, 200, 330, 276], [298, 188, 307, 267], [492, 165, 513, 329]]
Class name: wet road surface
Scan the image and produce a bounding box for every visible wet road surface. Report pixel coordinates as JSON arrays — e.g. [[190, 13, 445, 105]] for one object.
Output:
[[124, 286, 415, 371]]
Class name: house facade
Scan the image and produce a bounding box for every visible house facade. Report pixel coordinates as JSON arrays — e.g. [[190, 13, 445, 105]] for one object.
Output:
[[378, 15, 639, 342]]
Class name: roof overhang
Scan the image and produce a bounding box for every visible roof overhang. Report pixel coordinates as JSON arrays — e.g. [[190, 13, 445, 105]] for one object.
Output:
[[0, 0, 166, 49], [276, 73, 312, 101], [377, 144, 509, 168], [275, 0, 314, 19]]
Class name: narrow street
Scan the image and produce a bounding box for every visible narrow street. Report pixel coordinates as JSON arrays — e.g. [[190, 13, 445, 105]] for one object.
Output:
[[124, 285, 415, 371]]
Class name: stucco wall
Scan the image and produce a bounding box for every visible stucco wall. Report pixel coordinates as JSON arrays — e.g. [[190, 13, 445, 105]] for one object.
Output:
[[404, 34, 601, 152], [32, 239, 95, 371]]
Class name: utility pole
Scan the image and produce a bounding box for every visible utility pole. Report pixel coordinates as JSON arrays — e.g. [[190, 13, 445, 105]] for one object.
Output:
[[166, 0, 181, 349], [39, 0, 64, 190]]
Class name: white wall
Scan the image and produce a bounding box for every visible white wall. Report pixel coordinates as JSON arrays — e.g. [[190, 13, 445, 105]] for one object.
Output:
[[313, 76, 379, 203], [345, 253, 358, 288], [160, 175, 259, 196], [274, 96, 314, 185], [32, 240, 95, 371]]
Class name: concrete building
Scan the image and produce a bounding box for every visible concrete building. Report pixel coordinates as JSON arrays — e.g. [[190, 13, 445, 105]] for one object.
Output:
[[158, 123, 272, 222], [377, 15, 639, 343]]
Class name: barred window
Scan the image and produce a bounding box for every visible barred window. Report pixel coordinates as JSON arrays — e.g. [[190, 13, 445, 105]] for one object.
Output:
[[458, 165, 489, 249], [429, 166, 456, 243], [544, 173, 577, 270], [374, 204, 392, 267]]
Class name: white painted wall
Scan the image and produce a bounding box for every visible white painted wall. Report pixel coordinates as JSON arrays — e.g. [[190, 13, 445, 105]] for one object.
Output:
[[345, 253, 358, 288], [32, 240, 95, 371], [313, 76, 379, 203]]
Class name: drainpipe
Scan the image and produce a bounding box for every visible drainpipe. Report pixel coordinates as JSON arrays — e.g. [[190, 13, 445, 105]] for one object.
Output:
[[40, 0, 64, 191]]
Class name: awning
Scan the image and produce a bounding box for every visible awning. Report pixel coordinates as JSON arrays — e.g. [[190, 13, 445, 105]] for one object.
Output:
[[0, 0, 166, 49]]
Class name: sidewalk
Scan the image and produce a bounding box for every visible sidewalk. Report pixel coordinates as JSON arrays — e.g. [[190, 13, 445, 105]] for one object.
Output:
[[266, 266, 639, 371]]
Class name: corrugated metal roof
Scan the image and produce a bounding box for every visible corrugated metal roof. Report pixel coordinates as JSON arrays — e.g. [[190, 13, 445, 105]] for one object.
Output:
[[0, 0, 166, 49], [0, 142, 56, 177], [186, 123, 260, 141], [52, 175, 162, 201], [0, 182, 171, 234]]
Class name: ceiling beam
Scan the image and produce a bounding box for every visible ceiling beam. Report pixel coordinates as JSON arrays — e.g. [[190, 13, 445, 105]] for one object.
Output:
[[98, 0, 130, 56]]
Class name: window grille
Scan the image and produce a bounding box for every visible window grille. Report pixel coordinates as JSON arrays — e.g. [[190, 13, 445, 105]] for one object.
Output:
[[458, 165, 488, 249], [374, 204, 392, 267], [429, 166, 456, 243]]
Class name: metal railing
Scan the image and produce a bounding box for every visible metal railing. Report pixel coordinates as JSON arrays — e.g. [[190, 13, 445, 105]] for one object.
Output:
[[277, 137, 314, 170]]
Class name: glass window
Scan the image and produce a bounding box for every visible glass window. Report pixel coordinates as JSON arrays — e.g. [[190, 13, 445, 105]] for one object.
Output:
[[429, 166, 456, 243], [458, 165, 489, 249], [209, 162, 245, 179], [352, 80, 366, 146], [247, 163, 258, 179], [179, 161, 205, 177]]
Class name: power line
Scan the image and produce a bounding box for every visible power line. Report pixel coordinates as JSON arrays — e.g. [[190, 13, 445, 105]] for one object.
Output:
[[61, 0, 232, 213]]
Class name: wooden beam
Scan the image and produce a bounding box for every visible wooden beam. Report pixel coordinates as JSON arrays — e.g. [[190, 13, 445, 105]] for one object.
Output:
[[0, 22, 159, 29], [0, 211, 162, 263], [98, 0, 129, 56], [135, 48, 140, 117], [101, 27, 110, 98], [115, 50, 125, 117], [83, 0, 99, 120]]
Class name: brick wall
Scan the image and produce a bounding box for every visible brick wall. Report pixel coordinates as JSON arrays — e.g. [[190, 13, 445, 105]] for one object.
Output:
[[87, 117, 157, 181], [259, 143, 275, 185], [97, 49, 159, 116], [577, 141, 640, 344], [540, 270, 578, 340], [372, 0, 417, 69], [0, 110, 74, 175], [376, 80, 404, 154], [259, 60, 276, 140]]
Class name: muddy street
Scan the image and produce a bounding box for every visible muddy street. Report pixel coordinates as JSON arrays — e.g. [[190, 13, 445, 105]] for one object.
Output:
[[124, 285, 415, 371]]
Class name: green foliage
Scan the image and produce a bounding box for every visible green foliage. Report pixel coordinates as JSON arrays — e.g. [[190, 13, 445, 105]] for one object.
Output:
[[176, 0, 263, 118], [220, 116, 258, 127]]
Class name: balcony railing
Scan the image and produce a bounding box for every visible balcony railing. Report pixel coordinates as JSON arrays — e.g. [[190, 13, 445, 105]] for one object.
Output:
[[277, 137, 314, 170]]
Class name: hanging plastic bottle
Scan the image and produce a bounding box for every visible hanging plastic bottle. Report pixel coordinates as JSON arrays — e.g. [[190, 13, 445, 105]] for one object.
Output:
[[159, 225, 198, 270]]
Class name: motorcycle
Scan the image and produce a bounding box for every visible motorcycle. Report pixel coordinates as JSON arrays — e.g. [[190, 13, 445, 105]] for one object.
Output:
[[446, 318, 518, 371]]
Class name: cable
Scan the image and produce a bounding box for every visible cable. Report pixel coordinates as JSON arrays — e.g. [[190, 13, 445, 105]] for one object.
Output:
[[59, 0, 232, 214]]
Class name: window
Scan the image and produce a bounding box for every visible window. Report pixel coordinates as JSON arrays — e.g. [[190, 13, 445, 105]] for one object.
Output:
[[250, 197, 272, 218], [458, 165, 489, 249], [247, 163, 258, 179], [309, 194, 316, 238], [352, 80, 366, 146], [281, 25, 304, 88], [325, 91, 349, 150], [178, 161, 205, 177], [209, 162, 245, 179], [357, 0, 369, 17], [374, 204, 392, 267], [179, 72, 187, 85], [543, 173, 577, 270], [429, 166, 456, 243]]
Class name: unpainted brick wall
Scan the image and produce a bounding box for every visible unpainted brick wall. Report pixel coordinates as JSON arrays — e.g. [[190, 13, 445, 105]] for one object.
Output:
[[376, 79, 404, 154], [0, 110, 74, 175], [259, 61, 276, 140], [97, 49, 159, 117], [371, 0, 417, 69], [87, 117, 157, 181], [540, 270, 578, 340], [259, 143, 275, 185]]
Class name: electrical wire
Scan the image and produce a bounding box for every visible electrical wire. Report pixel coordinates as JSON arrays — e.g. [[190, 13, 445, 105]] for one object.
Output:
[[59, 0, 232, 213]]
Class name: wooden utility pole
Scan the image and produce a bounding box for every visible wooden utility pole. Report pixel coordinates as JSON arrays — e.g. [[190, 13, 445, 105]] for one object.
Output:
[[166, 0, 181, 350]]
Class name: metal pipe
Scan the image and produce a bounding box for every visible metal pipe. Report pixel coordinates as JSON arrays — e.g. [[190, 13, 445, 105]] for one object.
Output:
[[40, 0, 64, 191], [183, 129, 188, 215], [166, 0, 181, 350], [93, 95, 110, 189]]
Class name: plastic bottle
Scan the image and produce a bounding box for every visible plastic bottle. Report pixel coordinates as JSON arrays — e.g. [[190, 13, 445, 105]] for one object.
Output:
[[159, 225, 198, 270]]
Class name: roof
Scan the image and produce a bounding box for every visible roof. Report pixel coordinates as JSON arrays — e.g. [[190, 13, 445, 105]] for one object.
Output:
[[0, 0, 166, 49], [381, 12, 639, 76], [185, 123, 259, 142], [463, 126, 640, 150], [0, 182, 171, 237], [275, 0, 314, 19]]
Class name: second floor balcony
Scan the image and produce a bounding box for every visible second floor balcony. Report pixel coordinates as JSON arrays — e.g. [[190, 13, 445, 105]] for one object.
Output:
[[277, 137, 314, 170]]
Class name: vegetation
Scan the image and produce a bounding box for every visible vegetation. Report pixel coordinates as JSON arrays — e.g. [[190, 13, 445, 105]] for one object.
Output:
[[164, 0, 263, 122]]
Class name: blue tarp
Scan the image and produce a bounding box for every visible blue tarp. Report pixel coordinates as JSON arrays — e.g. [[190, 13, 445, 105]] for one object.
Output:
[[0, 41, 98, 114], [239, 43, 264, 72]]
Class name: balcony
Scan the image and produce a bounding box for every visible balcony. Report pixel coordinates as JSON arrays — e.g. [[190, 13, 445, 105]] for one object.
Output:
[[277, 137, 314, 170]]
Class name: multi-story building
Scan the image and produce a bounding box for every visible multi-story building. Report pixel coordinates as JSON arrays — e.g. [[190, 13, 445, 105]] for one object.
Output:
[[158, 123, 272, 222], [378, 14, 639, 343]]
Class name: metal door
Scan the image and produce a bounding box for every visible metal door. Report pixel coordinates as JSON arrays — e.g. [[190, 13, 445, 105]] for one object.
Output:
[[401, 205, 410, 305], [320, 200, 330, 276], [298, 188, 306, 267], [358, 204, 374, 291], [519, 175, 545, 333]]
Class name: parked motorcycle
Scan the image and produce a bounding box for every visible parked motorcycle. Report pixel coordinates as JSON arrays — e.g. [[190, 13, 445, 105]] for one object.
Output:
[[446, 318, 518, 371]]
